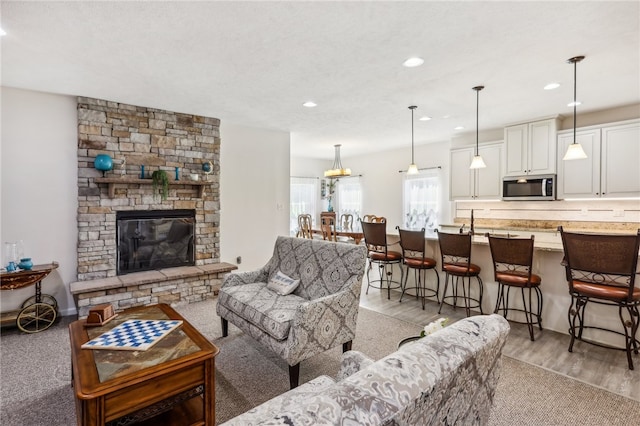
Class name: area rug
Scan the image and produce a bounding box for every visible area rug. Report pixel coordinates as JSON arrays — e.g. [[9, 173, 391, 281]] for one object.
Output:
[[1, 300, 639, 425]]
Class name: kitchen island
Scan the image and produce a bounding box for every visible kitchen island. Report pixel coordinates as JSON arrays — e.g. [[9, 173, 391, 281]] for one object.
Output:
[[387, 224, 635, 347]]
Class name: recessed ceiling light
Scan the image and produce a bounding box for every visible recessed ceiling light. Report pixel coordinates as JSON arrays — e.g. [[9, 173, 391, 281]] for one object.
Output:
[[567, 101, 582, 107], [402, 57, 424, 68], [302, 101, 317, 108], [0, 28, 6, 36], [454, 126, 465, 130], [442, 115, 451, 119], [544, 82, 560, 90], [419, 116, 432, 121]]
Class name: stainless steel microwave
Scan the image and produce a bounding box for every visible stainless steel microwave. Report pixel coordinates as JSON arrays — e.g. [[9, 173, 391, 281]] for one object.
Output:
[[502, 174, 556, 201]]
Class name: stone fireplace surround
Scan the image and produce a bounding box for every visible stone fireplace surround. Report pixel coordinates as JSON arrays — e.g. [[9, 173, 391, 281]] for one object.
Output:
[[70, 97, 235, 317]]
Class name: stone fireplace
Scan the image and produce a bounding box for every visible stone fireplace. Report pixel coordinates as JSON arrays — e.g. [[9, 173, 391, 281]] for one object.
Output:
[[70, 97, 236, 317], [116, 209, 196, 275]]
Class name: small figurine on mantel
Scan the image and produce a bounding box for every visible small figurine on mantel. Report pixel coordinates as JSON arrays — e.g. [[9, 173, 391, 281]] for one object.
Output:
[[202, 160, 214, 181], [119, 157, 126, 176]]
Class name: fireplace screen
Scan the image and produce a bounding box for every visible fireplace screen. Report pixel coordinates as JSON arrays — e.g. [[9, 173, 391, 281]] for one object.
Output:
[[116, 210, 195, 275]]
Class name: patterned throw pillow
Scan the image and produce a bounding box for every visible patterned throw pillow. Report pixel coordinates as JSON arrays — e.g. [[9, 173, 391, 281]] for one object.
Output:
[[267, 271, 300, 296]]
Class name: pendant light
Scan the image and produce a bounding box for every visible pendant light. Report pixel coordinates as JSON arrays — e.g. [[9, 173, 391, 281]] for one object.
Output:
[[563, 55, 588, 161], [469, 85, 487, 169], [324, 144, 351, 178], [407, 105, 419, 174]]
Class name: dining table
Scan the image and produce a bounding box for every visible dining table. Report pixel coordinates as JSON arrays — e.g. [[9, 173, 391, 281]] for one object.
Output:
[[311, 227, 364, 244]]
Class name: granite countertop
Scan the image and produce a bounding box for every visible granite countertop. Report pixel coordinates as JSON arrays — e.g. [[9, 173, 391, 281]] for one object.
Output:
[[389, 223, 637, 253], [438, 224, 564, 252]]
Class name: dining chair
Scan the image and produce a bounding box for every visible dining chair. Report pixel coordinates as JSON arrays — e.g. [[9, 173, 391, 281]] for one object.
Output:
[[296, 214, 313, 239], [559, 226, 640, 370], [396, 226, 439, 309], [321, 214, 337, 242], [436, 230, 483, 317], [487, 234, 542, 341], [360, 219, 402, 299], [340, 213, 354, 231], [362, 214, 386, 223]]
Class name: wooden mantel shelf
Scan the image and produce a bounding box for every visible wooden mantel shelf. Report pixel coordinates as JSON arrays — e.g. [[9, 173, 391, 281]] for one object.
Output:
[[94, 177, 210, 198]]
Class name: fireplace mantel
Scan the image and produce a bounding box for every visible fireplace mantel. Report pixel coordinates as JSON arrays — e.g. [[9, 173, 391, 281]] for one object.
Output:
[[95, 177, 211, 198]]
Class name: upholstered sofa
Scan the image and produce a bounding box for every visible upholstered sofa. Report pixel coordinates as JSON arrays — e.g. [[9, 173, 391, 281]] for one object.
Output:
[[216, 236, 368, 388], [221, 314, 510, 426]]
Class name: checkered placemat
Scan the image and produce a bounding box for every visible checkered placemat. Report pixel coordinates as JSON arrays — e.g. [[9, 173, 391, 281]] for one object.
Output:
[[81, 319, 183, 351]]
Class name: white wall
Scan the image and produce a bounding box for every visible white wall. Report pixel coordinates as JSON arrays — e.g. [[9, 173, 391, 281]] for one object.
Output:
[[290, 157, 328, 178], [1, 87, 78, 315], [220, 123, 290, 272]]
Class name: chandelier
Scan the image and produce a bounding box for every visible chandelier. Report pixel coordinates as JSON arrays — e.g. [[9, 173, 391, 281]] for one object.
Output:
[[324, 144, 351, 178]]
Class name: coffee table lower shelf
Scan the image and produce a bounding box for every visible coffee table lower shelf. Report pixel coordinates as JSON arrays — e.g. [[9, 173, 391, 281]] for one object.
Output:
[[128, 396, 205, 426], [105, 386, 205, 426]]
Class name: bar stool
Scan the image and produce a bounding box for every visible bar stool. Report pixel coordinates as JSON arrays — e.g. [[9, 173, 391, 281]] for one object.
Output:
[[361, 219, 403, 299], [396, 227, 439, 309], [559, 226, 640, 370], [487, 234, 542, 341], [436, 230, 483, 317]]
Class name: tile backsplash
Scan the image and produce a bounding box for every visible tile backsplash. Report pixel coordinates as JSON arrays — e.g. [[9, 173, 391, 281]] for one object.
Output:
[[454, 199, 640, 232]]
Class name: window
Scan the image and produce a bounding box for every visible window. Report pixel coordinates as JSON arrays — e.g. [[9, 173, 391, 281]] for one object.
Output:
[[290, 177, 318, 235], [337, 176, 363, 223], [403, 169, 441, 230]]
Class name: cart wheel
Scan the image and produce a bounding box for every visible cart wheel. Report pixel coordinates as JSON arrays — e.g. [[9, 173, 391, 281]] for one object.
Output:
[[21, 294, 58, 310], [17, 303, 57, 333]]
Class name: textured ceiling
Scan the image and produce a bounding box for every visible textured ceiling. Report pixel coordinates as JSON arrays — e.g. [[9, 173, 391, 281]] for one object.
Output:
[[1, 1, 639, 159]]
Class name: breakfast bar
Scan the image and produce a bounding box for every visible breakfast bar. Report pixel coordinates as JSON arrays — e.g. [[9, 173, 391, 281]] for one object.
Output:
[[386, 224, 633, 347]]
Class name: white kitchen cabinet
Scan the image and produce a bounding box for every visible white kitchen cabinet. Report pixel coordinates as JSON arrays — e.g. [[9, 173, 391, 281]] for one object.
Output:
[[601, 122, 640, 198], [450, 142, 503, 200], [450, 147, 474, 199], [505, 118, 558, 177], [557, 119, 640, 199], [557, 129, 601, 198]]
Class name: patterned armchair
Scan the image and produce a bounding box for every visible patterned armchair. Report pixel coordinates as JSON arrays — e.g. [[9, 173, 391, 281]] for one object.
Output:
[[216, 236, 367, 388], [221, 314, 510, 426]]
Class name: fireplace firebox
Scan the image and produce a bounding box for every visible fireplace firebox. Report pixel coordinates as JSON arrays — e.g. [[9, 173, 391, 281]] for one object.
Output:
[[116, 210, 196, 275]]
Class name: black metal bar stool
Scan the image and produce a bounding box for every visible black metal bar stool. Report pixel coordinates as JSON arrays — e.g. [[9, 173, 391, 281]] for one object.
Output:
[[436, 230, 483, 317], [559, 226, 640, 370], [396, 227, 440, 309], [361, 219, 403, 299], [487, 234, 542, 341]]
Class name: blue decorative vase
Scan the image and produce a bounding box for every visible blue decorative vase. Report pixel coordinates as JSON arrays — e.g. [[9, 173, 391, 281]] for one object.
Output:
[[94, 154, 113, 176], [18, 258, 33, 270], [202, 161, 213, 173]]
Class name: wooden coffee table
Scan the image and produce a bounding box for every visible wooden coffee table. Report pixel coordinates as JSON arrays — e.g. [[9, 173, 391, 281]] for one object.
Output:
[[69, 303, 218, 426]]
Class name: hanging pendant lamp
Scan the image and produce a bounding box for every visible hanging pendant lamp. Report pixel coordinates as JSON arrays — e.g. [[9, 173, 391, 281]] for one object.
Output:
[[324, 144, 351, 178], [563, 55, 588, 161], [469, 85, 487, 169], [407, 105, 419, 174]]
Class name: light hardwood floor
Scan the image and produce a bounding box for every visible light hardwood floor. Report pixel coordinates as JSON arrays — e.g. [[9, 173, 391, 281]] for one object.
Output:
[[359, 279, 640, 402]]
